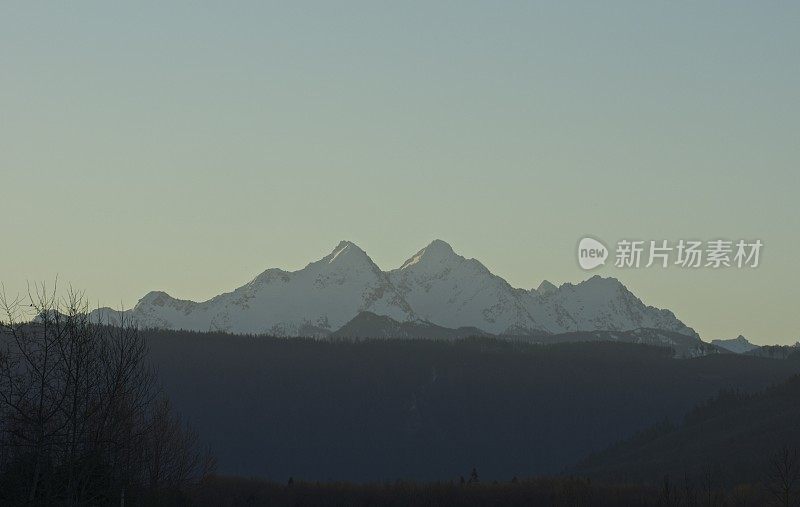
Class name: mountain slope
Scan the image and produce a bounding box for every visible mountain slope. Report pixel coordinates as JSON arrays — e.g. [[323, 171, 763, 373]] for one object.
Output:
[[745, 344, 800, 359], [330, 311, 490, 340], [572, 372, 800, 486], [143, 330, 800, 480], [712, 335, 759, 353], [388, 240, 542, 335], [529, 328, 723, 358], [332, 313, 715, 358], [526, 276, 698, 338], [91, 239, 698, 339], [92, 241, 415, 336]]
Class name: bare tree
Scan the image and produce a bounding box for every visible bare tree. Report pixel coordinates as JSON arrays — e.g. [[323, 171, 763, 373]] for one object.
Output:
[[660, 474, 678, 506], [683, 471, 698, 507], [769, 445, 800, 507], [144, 397, 216, 490], [0, 283, 213, 505], [700, 467, 722, 507]]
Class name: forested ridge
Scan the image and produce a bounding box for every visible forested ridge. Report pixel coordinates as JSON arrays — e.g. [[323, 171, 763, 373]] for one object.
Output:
[[144, 329, 800, 482]]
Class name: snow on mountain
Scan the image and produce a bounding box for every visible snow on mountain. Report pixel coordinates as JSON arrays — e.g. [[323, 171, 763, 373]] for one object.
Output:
[[91, 239, 698, 339], [534, 280, 558, 296], [526, 276, 699, 338], [388, 240, 543, 335], [92, 241, 415, 336], [532, 328, 722, 358], [330, 312, 707, 357], [712, 335, 759, 354]]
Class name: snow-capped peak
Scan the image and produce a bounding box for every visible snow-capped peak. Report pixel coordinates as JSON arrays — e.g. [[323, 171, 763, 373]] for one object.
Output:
[[390, 240, 541, 334], [399, 239, 457, 270], [138, 290, 172, 306], [90, 239, 698, 340], [327, 240, 364, 261], [423, 238, 455, 256], [525, 275, 698, 338], [578, 275, 625, 290], [536, 280, 558, 295], [711, 335, 758, 354]]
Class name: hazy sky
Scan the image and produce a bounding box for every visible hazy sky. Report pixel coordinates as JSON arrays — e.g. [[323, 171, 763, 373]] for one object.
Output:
[[2, 2, 798, 344]]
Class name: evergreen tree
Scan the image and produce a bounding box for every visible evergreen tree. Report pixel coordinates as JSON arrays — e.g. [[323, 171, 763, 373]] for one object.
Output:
[[468, 467, 479, 484]]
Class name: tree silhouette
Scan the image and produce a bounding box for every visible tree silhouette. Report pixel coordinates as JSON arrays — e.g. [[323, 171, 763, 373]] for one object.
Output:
[[0, 284, 214, 504], [769, 445, 799, 507], [468, 467, 479, 484]]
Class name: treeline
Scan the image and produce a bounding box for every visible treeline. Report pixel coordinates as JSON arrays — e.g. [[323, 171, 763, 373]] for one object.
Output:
[[0, 287, 213, 505], [143, 328, 800, 481], [573, 373, 800, 493], [747, 345, 800, 360], [187, 473, 793, 506], [192, 475, 657, 506]]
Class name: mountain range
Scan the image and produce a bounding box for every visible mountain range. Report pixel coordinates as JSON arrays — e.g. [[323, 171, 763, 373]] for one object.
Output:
[[332, 312, 720, 358], [711, 335, 759, 354], [91, 239, 697, 339]]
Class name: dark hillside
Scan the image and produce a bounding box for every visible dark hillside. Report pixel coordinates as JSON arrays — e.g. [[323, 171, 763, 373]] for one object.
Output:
[[143, 330, 800, 481], [573, 374, 800, 486]]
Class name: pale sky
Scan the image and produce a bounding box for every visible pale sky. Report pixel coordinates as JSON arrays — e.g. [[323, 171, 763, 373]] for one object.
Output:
[[2, 2, 798, 344]]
